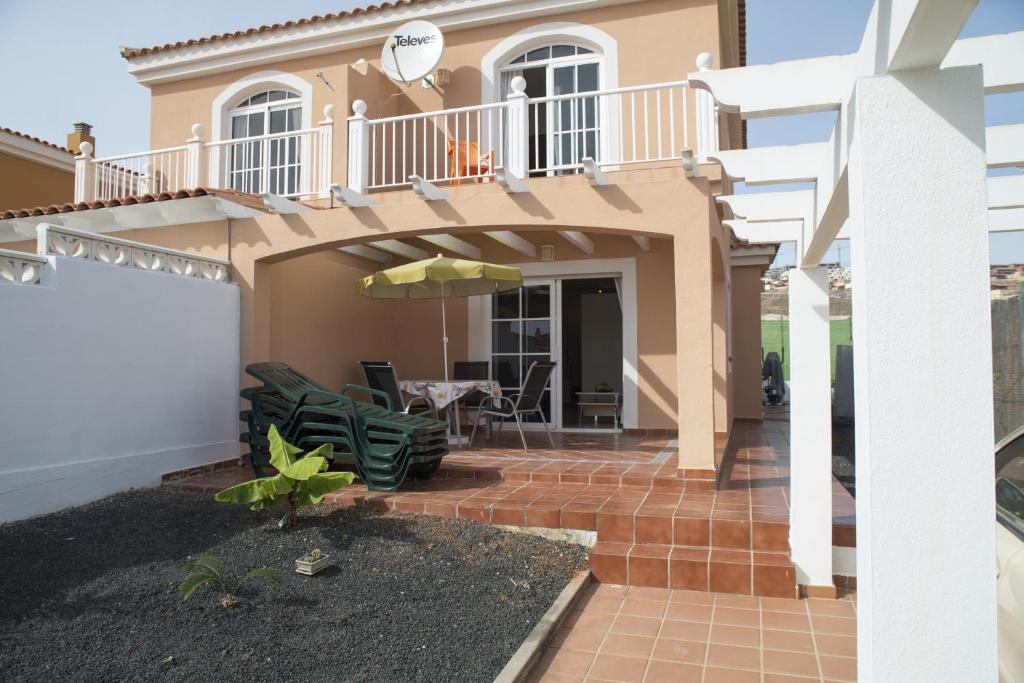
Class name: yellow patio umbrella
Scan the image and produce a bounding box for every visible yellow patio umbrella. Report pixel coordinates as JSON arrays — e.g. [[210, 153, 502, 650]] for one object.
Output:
[[356, 254, 523, 380]]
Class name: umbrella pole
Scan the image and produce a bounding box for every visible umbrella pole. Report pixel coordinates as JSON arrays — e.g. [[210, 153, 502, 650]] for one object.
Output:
[[442, 295, 449, 382]]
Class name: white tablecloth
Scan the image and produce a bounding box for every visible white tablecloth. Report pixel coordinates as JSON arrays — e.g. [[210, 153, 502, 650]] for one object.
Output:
[[399, 379, 501, 410]]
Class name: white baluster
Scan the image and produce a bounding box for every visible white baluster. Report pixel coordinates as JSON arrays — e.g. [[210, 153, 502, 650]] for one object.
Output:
[[74, 141, 96, 203], [318, 104, 334, 198], [185, 123, 206, 190], [347, 100, 369, 193], [505, 76, 528, 179], [694, 52, 719, 157]]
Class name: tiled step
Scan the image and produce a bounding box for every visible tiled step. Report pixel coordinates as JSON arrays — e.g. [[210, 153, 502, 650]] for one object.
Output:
[[588, 542, 798, 598], [596, 506, 791, 553], [436, 460, 701, 492]]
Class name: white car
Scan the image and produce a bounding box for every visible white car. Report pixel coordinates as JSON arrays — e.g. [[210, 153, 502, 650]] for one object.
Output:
[[996, 426, 1024, 682]]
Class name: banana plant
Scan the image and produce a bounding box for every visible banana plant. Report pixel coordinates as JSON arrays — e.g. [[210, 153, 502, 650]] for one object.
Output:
[[179, 556, 282, 608], [215, 424, 355, 526]]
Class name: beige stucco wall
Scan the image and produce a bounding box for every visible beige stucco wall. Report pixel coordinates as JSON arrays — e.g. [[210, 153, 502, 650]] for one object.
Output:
[[145, 0, 733, 188], [222, 165, 724, 466], [0, 152, 74, 213], [730, 263, 764, 421]]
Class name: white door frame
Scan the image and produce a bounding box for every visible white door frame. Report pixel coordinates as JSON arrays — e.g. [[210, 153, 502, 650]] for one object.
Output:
[[467, 256, 638, 429]]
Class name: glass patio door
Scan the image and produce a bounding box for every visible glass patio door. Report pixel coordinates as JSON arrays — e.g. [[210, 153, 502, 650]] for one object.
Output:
[[549, 61, 601, 172], [491, 280, 557, 425], [229, 92, 302, 196]]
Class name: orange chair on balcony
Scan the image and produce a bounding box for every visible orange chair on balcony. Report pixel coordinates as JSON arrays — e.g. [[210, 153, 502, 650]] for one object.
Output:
[[447, 140, 493, 186]]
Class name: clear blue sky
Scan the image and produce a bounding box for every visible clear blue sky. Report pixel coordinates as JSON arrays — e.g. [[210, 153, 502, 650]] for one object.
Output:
[[0, 0, 1020, 262]]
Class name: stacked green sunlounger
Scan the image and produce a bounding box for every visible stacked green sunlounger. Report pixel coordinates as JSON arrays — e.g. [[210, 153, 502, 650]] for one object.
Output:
[[239, 362, 449, 491]]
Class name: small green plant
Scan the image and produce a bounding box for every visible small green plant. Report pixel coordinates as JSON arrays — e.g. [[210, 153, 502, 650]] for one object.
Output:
[[215, 424, 355, 526], [179, 556, 282, 608]]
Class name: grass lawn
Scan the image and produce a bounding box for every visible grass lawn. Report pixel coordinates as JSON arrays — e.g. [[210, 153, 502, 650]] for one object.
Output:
[[761, 318, 853, 381]]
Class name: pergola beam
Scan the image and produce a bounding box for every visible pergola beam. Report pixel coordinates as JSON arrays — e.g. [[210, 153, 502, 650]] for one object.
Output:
[[724, 219, 803, 244], [988, 175, 1024, 210], [417, 234, 481, 259], [688, 55, 855, 118], [631, 235, 651, 251], [559, 230, 595, 254], [884, 0, 978, 71], [368, 239, 430, 261], [339, 244, 393, 263], [710, 144, 827, 186], [943, 30, 1024, 93], [990, 207, 1024, 233], [987, 124, 1024, 168], [483, 231, 536, 257], [717, 190, 813, 221]]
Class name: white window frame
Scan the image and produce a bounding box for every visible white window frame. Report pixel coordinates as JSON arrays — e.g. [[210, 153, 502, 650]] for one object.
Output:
[[208, 71, 313, 188], [467, 257, 638, 430], [227, 90, 304, 196], [482, 25, 620, 171], [499, 46, 603, 173]]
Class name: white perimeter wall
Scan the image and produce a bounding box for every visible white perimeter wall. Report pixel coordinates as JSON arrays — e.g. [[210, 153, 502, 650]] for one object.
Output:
[[0, 255, 240, 523]]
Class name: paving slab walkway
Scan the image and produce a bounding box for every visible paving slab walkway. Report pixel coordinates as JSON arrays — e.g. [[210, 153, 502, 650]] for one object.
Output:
[[530, 584, 857, 683]]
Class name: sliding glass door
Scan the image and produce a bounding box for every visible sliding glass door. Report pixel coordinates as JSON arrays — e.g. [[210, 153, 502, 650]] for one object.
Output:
[[490, 280, 556, 424]]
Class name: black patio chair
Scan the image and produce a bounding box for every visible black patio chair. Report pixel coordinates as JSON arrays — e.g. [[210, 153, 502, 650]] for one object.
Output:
[[454, 360, 490, 429], [359, 361, 438, 418], [469, 361, 556, 453]]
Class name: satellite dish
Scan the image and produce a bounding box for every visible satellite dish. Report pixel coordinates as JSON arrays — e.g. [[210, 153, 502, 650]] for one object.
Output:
[[381, 20, 444, 85]]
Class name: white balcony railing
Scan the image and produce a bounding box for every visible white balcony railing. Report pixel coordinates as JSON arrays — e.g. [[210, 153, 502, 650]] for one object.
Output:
[[206, 127, 328, 198], [348, 64, 719, 194], [364, 101, 508, 189], [72, 58, 720, 204], [74, 109, 336, 203], [91, 146, 190, 200]]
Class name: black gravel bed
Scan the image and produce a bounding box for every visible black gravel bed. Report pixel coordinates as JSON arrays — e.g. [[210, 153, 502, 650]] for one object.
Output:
[[0, 488, 588, 682]]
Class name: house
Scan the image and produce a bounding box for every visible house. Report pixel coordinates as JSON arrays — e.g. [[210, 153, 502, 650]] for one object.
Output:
[[1, 0, 1020, 678], [0, 123, 93, 212], [0, 0, 771, 475]]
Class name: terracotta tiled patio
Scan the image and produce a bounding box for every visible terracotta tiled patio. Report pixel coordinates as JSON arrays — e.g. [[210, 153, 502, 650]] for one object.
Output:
[[529, 584, 857, 682], [165, 418, 856, 599]]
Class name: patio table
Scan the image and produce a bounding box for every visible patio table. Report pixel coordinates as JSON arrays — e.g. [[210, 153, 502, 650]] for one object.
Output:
[[399, 379, 501, 446]]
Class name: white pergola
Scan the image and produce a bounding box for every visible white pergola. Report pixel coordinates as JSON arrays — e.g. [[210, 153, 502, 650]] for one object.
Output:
[[689, 2, 1023, 679]]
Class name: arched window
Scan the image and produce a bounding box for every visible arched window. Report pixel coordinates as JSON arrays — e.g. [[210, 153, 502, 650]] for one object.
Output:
[[499, 43, 602, 174], [228, 89, 303, 195]]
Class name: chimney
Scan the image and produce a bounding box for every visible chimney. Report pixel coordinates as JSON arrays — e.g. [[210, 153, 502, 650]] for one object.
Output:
[[67, 122, 95, 155]]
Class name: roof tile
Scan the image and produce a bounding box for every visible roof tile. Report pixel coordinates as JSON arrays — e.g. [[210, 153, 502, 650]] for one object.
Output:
[[0, 127, 72, 155], [120, 0, 432, 59], [0, 187, 264, 220]]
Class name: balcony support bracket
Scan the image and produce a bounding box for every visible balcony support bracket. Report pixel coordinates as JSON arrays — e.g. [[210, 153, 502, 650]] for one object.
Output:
[[331, 183, 379, 208], [582, 157, 610, 186], [494, 166, 530, 194], [410, 175, 450, 201], [261, 193, 313, 215]]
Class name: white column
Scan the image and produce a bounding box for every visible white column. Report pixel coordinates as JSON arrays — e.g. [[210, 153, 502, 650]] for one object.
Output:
[[184, 123, 206, 191], [787, 265, 833, 590], [505, 76, 528, 179], [74, 141, 95, 203], [849, 65, 995, 680], [694, 53, 719, 158], [347, 100, 370, 194], [317, 104, 335, 198]]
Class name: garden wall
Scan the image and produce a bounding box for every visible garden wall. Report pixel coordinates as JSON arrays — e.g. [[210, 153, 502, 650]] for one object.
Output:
[[0, 254, 239, 522]]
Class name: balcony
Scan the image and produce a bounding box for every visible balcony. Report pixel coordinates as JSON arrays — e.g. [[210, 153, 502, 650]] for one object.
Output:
[[73, 77, 720, 205]]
